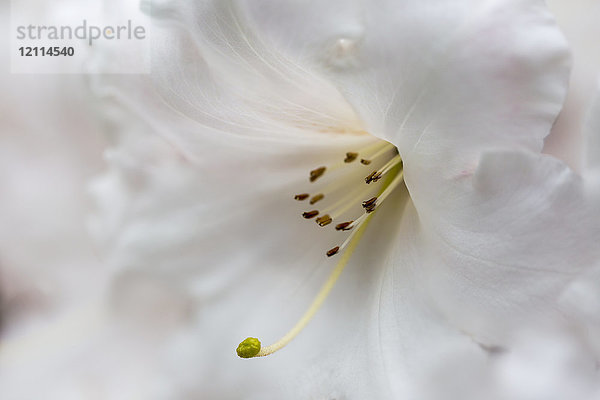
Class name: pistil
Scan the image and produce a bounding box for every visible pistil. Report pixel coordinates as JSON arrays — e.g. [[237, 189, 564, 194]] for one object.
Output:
[[236, 139, 406, 358], [237, 203, 377, 358]]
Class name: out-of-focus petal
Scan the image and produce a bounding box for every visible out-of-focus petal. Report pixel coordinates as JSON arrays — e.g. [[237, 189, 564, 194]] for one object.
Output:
[[584, 80, 600, 172], [415, 150, 600, 346], [544, 0, 600, 169]]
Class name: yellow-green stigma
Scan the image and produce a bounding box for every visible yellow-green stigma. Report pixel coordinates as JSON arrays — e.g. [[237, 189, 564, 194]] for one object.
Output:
[[236, 138, 405, 359], [236, 337, 261, 358]]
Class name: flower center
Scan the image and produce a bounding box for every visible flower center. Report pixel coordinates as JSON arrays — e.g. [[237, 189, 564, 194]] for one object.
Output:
[[296, 139, 404, 257], [237, 138, 405, 359]]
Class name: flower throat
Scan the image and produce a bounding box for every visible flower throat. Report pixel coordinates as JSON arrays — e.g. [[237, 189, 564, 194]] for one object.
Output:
[[295, 140, 403, 257], [237, 139, 405, 359]]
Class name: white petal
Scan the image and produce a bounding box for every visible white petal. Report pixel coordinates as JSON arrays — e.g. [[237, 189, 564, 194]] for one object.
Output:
[[413, 328, 600, 400], [330, 0, 570, 153], [88, 117, 481, 398], [97, 0, 365, 146], [558, 89, 600, 358], [559, 263, 600, 359], [584, 80, 600, 172], [246, 1, 570, 153], [0, 300, 184, 400], [87, 2, 393, 396], [148, 190, 486, 399], [492, 331, 599, 400], [544, 0, 600, 169], [415, 150, 600, 345], [239, 0, 573, 230]]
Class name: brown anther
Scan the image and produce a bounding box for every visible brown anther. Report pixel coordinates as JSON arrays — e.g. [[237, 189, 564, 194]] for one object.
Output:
[[344, 152, 358, 163], [302, 210, 319, 219], [309, 193, 324, 204], [365, 205, 376, 213], [309, 167, 326, 182], [316, 215, 332, 227], [335, 221, 354, 231], [294, 193, 309, 201], [362, 197, 377, 209], [360, 159, 372, 165], [365, 171, 382, 184], [365, 171, 376, 184], [326, 246, 340, 257]]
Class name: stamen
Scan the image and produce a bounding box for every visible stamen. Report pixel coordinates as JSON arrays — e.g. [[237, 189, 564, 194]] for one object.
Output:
[[324, 141, 390, 173], [309, 167, 326, 182], [316, 214, 332, 227], [335, 221, 353, 231], [373, 169, 405, 207], [359, 141, 397, 168], [302, 210, 319, 219], [362, 197, 377, 208], [333, 210, 378, 255], [326, 246, 340, 257], [239, 142, 405, 359], [377, 154, 402, 178], [365, 205, 376, 213], [365, 171, 382, 184], [237, 209, 376, 358], [344, 152, 358, 163], [323, 185, 373, 219], [365, 154, 402, 184], [309, 193, 324, 204], [362, 196, 378, 213], [333, 168, 405, 255], [304, 142, 389, 196], [343, 213, 368, 234]]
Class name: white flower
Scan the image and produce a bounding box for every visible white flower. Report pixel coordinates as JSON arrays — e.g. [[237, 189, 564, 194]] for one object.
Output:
[[14, 0, 594, 398]]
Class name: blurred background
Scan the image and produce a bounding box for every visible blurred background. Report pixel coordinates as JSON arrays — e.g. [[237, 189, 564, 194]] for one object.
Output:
[[0, 0, 107, 338]]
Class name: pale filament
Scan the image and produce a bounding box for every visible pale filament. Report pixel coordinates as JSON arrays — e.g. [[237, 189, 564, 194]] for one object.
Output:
[[323, 184, 375, 219], [252, 212, 374, 357], [377, 154, 402, 178]]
